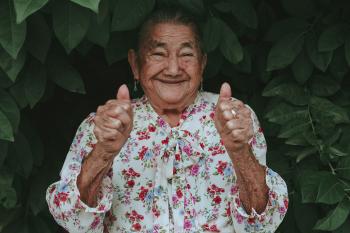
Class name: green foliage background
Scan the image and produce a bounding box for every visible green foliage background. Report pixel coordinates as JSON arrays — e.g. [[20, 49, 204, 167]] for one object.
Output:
[[0, 0, 350, 232]]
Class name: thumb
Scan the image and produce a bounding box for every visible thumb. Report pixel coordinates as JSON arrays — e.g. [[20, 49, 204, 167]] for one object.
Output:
[[116, 84, 130, 101], [219, 82, 232, 101]]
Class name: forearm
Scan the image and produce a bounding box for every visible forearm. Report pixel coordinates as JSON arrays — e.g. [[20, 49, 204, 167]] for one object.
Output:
[[77, 143, 115, 207], [229, 144, 268, 214]]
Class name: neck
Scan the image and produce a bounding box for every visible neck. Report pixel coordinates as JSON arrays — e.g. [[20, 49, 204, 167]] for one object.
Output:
[[147, 92, 198, 127]]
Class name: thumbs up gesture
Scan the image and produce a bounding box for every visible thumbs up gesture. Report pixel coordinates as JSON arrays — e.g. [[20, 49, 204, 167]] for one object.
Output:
[[214, 83, 254, 156], [93, 84, 133, 158]]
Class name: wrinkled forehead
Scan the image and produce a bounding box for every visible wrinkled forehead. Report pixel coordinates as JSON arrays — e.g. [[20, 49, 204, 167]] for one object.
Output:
[[141, 23, 199, 52]]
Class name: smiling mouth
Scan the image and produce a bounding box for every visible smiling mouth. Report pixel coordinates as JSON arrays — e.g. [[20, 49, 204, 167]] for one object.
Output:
[[157, 79, 186, 84]]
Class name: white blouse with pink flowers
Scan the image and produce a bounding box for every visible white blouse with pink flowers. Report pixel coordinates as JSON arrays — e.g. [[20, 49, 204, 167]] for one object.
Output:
[[46, 91, 288, 233]]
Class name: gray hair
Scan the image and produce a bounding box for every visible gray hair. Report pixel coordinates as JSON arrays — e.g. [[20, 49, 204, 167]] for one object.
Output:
[[136, 7, 204, 56]]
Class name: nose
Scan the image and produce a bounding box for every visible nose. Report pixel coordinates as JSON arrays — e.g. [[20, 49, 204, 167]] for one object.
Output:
[[164, 55, 181, 76]]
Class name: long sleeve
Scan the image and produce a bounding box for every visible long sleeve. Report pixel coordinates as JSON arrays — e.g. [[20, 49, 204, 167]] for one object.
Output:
[[230, 107, 289, 232], [46, 113, 114, 233]]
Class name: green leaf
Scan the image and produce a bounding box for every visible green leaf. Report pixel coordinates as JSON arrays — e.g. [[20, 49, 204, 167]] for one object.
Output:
[[318, 24, 346, 52], [345, 36, 350, 67], [0, 89, 20, 133], [0, 47, 26, 82], [337, 156, 350, 180], [314, 198, 350, 231], [310, 96, 350, 124], [13, 0, 49, 23], [329, 47, 349, 80], [278, 119, 311, 138], [70, 0, 101, 13], [291, 50, 313, 84], [178, 0, 205, 15], [231, 0, 257, 29], [0, 110, 13, 142], [306, 33, 333, 72], [264, 18, 308, 42], [281, 0, 316, 18], [9, 80, 28, 109], [52, 0, 91, 53], [293, 193, 320, 233], [47, 51, 86, 94], [219, 21, 243, 64], [0, 0, 27, 59], [25, 13, 52, 63], [310, 75, 340, 97], [265, 102, 308, 124], [295, 147, 318, 163], [87, 13, 110, 47], [334, 219, 350, 233], [23, 60, 47, 108], [104, 32, 132, 65], [10, 132, 33, 178], [96, 0, 109, 24], [0, 140, 8, 166], [267, 31, 305, 71], [263, 82, 309, 105], [203, 17, 222, 52], [316, 174, 345, 204], [111, 0, 155, 31]]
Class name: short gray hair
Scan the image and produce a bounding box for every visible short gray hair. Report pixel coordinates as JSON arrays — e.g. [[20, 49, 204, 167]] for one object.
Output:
[[136, 7, 204, 56]]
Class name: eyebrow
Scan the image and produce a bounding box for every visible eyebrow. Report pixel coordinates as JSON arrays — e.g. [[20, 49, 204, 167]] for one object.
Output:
[[147, 40, 196, 50]]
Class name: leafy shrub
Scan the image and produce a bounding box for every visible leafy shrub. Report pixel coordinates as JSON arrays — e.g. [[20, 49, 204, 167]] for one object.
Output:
[[0, 0, 349, 232]]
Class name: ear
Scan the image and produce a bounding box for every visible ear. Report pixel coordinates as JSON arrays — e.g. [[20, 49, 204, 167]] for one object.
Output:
[[128, 49, 140, 80], [201, 53, 207, 73]]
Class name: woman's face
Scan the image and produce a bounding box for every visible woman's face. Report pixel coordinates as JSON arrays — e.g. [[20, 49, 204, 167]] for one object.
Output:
[[129, 23, 207, 110]]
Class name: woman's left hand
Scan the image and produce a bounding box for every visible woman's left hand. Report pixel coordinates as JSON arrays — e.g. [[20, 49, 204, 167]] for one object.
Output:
[[214, 83, 254, 156]]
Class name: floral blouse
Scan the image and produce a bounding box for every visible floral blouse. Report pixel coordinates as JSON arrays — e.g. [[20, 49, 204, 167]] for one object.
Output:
[[46, 91, 288, 233]]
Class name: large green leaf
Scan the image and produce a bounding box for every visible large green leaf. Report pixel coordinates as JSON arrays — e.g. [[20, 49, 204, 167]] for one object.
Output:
[[345, 36, 350, 67], [265, 102, 308, 124], [334, 220, 350, 233], [203, 17, 222, 52], [337, 156, 350, 180], [219, 20, 243, 64], [291, 50, 313, 84], [318, 24, 346, 52], [278, 119, 311, 138], [299, 171, 344, 204], [52, 0, 91, 53], [9, 80, 28, 109], [264, 18, 308, 42], [70, 0, 101, 13], [310, 75, 340, 97], [9, 132, 33, 178], [315, 174, 345, 204], [0, 90, 20, 133], [310, 96, 350, 124], [0, 140, 8, 167], [47, 51, 86, 94], [13, 0, 49, 23], [0, 0, 26, 59], [111, 0, 155, 31], [281, 0, 316, 18], [23, 61, 47, 108], [306, 33, 333, 72], [178, 0, 205, 15], [25, 13, 51, 63], [263, 82, 309, 105], [267, 31, 305, 71], [104, 32, 131, 65], [0, 47, 26, 82], [314, 198, 350, 231], [87, 13, 110, 47], [0, 110, 13, 142], [231, 0, 257, 29]]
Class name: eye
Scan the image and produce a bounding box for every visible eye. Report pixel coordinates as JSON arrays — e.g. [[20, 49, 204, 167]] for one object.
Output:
[[152, 52, 165, 56], [181, 53, 194, 57]]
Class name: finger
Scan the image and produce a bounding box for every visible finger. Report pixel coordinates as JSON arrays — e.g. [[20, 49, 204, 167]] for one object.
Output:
[[223, 119, 244, 134], [116, 84, 131, 101], [105, 105, 131, 118], [102, 117, 124, 131], [94, 126, 122, 141], [218, 82, 232, 101]]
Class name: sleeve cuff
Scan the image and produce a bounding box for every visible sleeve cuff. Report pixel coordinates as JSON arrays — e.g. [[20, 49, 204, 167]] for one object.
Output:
[[230, 167, 289, 226]]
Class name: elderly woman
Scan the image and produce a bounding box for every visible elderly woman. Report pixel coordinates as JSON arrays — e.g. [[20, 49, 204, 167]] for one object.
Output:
[[46, 8, 288, 233]]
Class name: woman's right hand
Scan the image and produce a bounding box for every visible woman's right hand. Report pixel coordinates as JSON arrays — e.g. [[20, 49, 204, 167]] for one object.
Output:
[[93, 84, 133, 160]]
